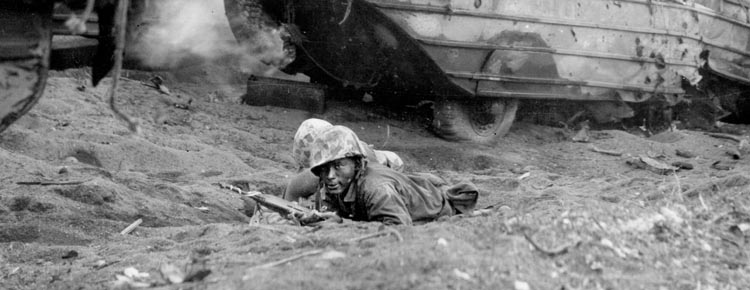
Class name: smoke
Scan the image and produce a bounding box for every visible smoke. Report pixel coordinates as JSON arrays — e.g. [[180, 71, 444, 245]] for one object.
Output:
[[127, 0, 290, 76]]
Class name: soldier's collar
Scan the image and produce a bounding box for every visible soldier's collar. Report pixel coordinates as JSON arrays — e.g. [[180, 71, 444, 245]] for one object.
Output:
[[342, 182, 357, 202]]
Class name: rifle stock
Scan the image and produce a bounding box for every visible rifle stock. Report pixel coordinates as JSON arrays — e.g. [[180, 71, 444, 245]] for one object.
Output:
[[217, 182, 311, 217]]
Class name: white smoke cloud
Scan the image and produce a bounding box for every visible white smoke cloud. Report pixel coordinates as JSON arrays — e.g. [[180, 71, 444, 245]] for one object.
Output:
[[128, 0, 289, 76]]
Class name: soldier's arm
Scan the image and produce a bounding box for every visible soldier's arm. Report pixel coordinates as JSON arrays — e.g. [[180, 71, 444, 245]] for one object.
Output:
[[363, 183, 412, 225], [283, 170, 319, 201]]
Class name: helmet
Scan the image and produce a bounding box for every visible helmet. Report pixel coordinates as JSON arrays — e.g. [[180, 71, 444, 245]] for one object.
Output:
[[373, 150, 404, 172], [292, 119, 333, 168], [309, 125, 369, 172]]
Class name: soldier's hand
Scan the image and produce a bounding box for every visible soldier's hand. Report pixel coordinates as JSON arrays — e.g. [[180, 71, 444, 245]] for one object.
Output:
[[296, 210, 342, 226]]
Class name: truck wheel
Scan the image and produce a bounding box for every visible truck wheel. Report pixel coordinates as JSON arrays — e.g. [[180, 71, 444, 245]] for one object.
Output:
[[432, 99, 518, 144], [0, 4, 52, 134]]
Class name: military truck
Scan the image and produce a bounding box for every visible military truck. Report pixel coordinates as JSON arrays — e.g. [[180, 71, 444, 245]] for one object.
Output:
[[3, 0, 749, 143]]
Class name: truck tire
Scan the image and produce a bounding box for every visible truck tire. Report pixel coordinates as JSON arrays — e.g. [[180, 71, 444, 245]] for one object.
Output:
[[0, 3, 52, 134], [432, 98, 518, 144]]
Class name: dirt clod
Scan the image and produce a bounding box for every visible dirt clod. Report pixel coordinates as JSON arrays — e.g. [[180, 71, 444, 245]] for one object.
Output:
[[10, 196, 55, 212], [53, 182, 117, 205]]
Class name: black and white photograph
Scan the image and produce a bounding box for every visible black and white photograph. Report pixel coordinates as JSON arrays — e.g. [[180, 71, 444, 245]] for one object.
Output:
[[1, 0, 750, 289]]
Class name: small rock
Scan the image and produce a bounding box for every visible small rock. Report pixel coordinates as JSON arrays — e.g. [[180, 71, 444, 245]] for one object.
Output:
[[572, 124, 590, 143], [671, 161, 693, 170], [514, 280, 531, 290], [93, 260, 107, 268], [738, 139, 750, 153], [627, 156, 677, 175], [509, 167, 529, 174], [675, 149, 696, 158], [58, 166, 69, 174], [453, 269, 472, 281], [320, 250, 347, 260], [621, 214, 666, 232], [437, 238, 448, 247], [61, 250, 78, 259], [123, 267, 150, 279], [313, 260, 332, 269], [711, 160, 735, 171], [160, 263, 185, 284], [362, 93, 374, 103], [730, 223, 750, 235], [660, 207, 684, 225], [184, 269, 211, 282], [726, 149, 741, 160]]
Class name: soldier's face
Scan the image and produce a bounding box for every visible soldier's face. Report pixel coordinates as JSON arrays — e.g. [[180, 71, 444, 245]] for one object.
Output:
[[315, 157, 357, 194]]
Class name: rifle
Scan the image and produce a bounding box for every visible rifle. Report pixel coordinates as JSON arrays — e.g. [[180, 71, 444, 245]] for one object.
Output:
[[217, 182, 336, 225]]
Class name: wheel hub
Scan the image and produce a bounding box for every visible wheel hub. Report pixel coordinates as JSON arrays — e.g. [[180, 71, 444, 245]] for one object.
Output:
[[469, 101, 501, 136]]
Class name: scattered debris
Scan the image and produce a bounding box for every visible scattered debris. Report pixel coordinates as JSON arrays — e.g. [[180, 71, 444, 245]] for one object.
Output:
[[159, 263, 185, 284], [706, 132, 745, 143], [172, 99, 192, 110], [114, 267, 152, 288], [589, 145, 623, 156], [572, 123, 590, 143], [149, 76, 171, 95], [626, 155, 678, 175], [93, 259, 119, 270], [9, 267, 20, 276], [675, 149, 696, 158], [244, 249, 324, 273], [523, 230, 581, 257], [120, 218, 143, 235], [16, 179, 90, 186], [123, 267, 149, 279]]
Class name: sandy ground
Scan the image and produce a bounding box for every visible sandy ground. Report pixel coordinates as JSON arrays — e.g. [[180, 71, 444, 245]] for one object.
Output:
[[1, 63, 750, 289]]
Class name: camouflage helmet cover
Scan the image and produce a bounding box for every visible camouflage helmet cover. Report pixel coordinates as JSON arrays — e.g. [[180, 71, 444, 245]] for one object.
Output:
[[309, 125, 369, 172], [292, 118, 333, 168]]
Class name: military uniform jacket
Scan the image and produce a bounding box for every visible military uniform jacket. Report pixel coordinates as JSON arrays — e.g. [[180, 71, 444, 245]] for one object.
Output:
[[324, 163, 455, 225]]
